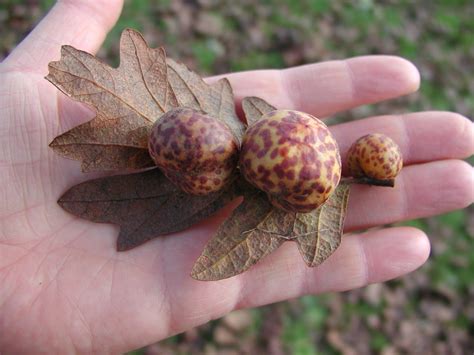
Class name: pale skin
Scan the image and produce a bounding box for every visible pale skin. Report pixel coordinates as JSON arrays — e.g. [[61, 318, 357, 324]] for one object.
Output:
[[1, 1, 473, 353]]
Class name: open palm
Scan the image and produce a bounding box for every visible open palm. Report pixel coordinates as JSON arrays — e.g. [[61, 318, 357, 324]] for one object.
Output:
[[1, 1, 473, 353]]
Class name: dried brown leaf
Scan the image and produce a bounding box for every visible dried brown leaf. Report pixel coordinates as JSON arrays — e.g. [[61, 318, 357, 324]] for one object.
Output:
[[192, 183, 350, 280], [47, 29, 178, 171], [241, 96, 276, 126], [47, 28, 244, 171], [167, 58, 245, 144], [191, 190, 285, 281], [295, 183, 351, 267], [58, 168, 238, 251], [50, 114, 154, 171]]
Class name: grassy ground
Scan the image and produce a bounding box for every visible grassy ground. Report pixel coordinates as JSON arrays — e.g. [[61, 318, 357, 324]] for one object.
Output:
[[1, 1, 473, 354]]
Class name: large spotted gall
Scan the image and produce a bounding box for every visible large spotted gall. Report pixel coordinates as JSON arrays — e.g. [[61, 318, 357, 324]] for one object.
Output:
[[346, 133, 403, 181], [148, 108, 239, 195], [239, 110, 342, 213]]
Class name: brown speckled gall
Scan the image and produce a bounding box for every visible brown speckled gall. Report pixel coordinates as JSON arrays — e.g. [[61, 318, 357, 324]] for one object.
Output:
[[240, 110, 341, 213], [148, 108, 239, 195], [346, 133, 403, 180]]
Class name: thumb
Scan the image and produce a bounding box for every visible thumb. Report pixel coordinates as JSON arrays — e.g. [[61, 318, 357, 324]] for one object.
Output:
[[3, 0, 123, 75]]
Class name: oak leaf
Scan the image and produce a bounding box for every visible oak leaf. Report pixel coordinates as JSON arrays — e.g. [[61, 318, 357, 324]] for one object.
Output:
[[167, 58, 245, 143], [49, 113, 155, 171], [47, 30, 352, 278], [191, 189, 285, 281], [47, 29, 178, 171], [191, 183, 350, 280], [47, 29, 244, 171], [295, 183, 351, 267], [241, 96, 277, 126], [58, 168, 239, 251]]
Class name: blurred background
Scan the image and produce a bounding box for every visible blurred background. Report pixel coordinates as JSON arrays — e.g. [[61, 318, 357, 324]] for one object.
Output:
[[1, 0, 473, 354]]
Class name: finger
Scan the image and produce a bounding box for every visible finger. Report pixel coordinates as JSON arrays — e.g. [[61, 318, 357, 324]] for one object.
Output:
[[345, 160, 474, 231], [331, 111, 474, 166], [166, 227, 429, 328], [210, 55, 420, 117], [4, 0, 123, 74], [237, 227, 430, 305]]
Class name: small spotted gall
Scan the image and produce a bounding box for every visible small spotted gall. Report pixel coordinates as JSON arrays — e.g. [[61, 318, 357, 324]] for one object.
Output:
[[346, 133, 403, 181], [239, 109, 341, 213], [148, 108, 239, 195]]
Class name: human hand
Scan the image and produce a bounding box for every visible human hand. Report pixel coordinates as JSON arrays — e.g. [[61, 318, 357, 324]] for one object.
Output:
[[1, 1, 473, 353]]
